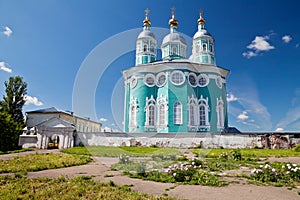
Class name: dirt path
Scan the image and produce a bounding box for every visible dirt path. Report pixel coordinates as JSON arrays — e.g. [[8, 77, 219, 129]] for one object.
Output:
[[1, 151, 300, 200]]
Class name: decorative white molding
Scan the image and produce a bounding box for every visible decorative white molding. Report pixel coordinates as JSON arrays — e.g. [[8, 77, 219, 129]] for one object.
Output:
[[144, 95, 156, 127], [216, 97, 225, 130], [144, 73, 156, 87], [157, 94, 168, 127], [156, 72, 167, 87], [173, 101, 183, 125], [170, 70, 186, 86], [129, 97, 138, 128]]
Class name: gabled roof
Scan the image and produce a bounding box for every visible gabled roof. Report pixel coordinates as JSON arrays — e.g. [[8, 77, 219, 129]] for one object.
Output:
[[26, 107, 66, 114], [35, 117, 75, 128]]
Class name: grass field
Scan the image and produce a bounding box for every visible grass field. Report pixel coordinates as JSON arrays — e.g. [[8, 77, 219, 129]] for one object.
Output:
[[61, 146, 181, 157], [193, 148, 300, 158], [0, 153, 92, 174], [0, 175, 174, 200]]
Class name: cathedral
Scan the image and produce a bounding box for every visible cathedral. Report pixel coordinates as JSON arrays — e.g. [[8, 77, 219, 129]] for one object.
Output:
[[123, 8, 229, 133]]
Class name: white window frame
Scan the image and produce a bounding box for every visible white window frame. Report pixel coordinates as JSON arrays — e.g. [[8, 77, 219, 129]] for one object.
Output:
[[188, 95, 198, 126], [130, 76, 137, 89], [173, 101, 182, 125], [144, 73, 156, 87], [144, 95, 156, 127], [216, 76, 223, 89], [170, 70, 185, 86], [129, 97, 138, 128], [188, 72, 197, 87], [198, 95, 210, 128], [198, 74, 209, 87], [216, 97, 225, 129], [157, 95, 168, 127], [156, 72, 167, 87]]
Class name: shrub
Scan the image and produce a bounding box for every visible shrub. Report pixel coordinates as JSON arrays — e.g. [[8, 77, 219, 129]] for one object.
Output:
[[231, 149, 242, 161], [218, 152, 229, 160], [136, 163, 146, 177], [119, 155, 130, 164], [294, 144, 300, 152]]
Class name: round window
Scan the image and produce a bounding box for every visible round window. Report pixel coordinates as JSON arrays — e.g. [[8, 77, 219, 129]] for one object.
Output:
[[188, 73, 197, 87], [156, 72, 166, 87], [170, 70, 185, 86], [216, 76, 223, 89], [144, 74, 155, 87], [130, 76, 137, 88], [198, 74, 209, 87]]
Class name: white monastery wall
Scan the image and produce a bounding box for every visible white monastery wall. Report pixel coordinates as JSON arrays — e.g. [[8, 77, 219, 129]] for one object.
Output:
[[75, 132, 262, 148]]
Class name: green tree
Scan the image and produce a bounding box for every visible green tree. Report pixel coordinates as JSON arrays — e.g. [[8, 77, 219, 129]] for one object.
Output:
[[0, 112, 22, 151], [1, 76, 27, 124]]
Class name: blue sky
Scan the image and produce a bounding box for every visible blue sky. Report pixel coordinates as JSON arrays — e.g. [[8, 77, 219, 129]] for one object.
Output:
[[1, 0, 300, 132]]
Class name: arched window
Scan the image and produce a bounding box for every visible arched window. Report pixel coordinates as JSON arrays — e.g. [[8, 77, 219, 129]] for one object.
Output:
[[144, 95, 156, 128], [202, 44, 207, 51], [216, 97, 225, 129], [129, 97, 138, 128], [188, 95, 198, 127], [189, 104, 196, 126], [157, 95, 168, 128], [199, 105, 206, 126], [129, 106, 136, 127], [198, 95, 210, 128], [143, 44, 148, 52], [148, 105, 155, 126], [174, 102, 182, 124], [158, 104, 165, 125]]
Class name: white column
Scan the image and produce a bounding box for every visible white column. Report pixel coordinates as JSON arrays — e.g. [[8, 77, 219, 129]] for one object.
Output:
[[64, 134, 69, 149], [60, 135, 64, 149]]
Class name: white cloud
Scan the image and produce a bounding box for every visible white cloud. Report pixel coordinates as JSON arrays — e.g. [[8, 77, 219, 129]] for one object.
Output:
[[275, 127, 284, 132], [24, 95, 43, 106], [242, 51, 258, 58], [237, 111, 249, 121], [227, 93, 238, 102], [296, 43, 299, 48], [0, 61, 12, 73], [99, 117, 108, 122], [282, 35, 292, 43], [243, 35, 275, 59], [3, 26, 12, 37], [247, 36, 275, 51]]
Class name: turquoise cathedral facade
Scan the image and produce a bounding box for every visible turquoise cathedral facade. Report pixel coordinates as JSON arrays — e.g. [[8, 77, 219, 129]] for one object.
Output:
[[123, 9, 230, 133]]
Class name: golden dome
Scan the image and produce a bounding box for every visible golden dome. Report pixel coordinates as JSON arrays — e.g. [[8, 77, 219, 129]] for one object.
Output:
[[143, 8, 151, 26], [197, 9, 205, 25], [169, 7, 178, 27]]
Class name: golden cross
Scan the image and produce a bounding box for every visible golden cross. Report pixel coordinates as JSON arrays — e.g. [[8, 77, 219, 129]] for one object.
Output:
[[171, 6, 176, 16], [200, 8, 203, 18], [145, 8, 150, 18]]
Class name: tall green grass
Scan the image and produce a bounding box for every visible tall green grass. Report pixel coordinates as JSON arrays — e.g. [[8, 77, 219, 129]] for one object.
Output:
[[0, 176, 174, 200], [193, 148, 300, 158], [0, 153, 92, 173]]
